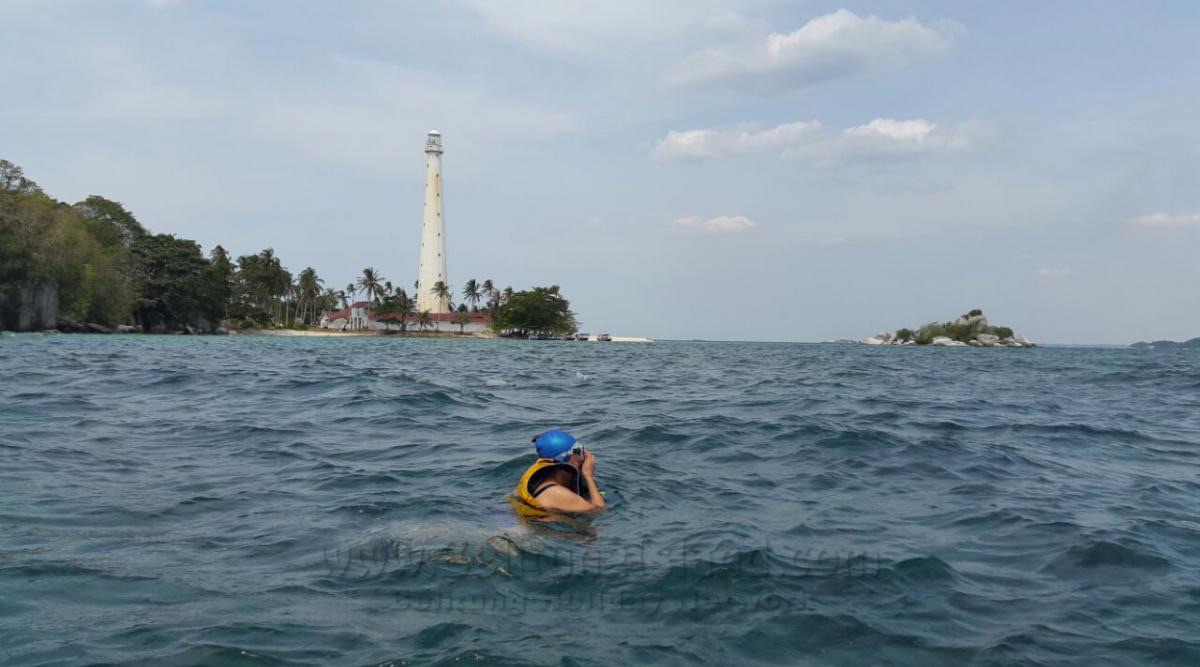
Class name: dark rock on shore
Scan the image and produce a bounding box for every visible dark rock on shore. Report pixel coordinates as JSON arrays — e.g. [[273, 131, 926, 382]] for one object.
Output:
[[56, 318, 116, 334]]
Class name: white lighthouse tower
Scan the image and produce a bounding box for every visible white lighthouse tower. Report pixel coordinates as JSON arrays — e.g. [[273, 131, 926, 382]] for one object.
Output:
[[415, 129, 450, 313]]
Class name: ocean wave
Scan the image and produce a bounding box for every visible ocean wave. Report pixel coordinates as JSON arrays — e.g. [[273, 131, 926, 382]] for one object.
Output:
[[4, 339, 1200, 664]]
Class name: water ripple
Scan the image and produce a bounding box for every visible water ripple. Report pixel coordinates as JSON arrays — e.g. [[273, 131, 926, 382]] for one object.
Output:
[[1, 337, 1199, 664]]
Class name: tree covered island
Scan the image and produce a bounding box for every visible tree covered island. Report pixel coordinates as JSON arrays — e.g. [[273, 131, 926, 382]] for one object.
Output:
[[0, 159, 578, 337], [858, 309, 1036, 347]]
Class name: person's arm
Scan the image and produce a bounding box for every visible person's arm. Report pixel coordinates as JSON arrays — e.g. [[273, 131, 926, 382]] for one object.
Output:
[[580, 450, 605, 511], [537, 452, 606, 514]]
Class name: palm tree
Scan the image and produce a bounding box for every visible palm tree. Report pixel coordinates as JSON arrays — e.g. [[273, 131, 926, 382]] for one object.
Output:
[[462, 279, 481, 311], [480, 279, 496, 312], [296, 267, 323, 325], [432, 280, 451, 309], [357, 267, 386, 307], [417, 310, 432, 332], [317, 287, 339, 324], [395, 288, 414, 333]]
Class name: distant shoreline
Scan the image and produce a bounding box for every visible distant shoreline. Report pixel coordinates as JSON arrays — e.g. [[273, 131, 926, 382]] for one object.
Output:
[[239, 329, 654, 342], [0, 328, 654, 341], [239, 328, 497, 339]]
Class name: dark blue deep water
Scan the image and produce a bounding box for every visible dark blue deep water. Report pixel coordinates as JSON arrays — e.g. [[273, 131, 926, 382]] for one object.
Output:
[[2, 335, 1199, 666]]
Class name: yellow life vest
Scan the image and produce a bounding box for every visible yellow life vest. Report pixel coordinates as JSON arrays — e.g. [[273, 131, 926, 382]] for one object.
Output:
[[512, 458, 590, 514]]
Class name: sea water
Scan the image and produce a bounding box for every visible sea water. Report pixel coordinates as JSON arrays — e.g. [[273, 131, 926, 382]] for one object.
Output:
[[1, 335, 1199, 665]]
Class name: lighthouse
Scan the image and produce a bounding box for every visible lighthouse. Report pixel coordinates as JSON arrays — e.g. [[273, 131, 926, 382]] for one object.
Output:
[[415, 129, 450, 313]]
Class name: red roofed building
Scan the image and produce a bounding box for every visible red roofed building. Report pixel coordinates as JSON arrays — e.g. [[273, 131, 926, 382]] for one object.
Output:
[[319, 301, 491, 333]]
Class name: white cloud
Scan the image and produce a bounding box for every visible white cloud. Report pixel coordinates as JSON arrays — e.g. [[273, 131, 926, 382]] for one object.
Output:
[[845, 118, 935, 142], [653, 120, 821, 159], [654, 117, 985, 161], [1036, 267, 1073, 278], [1127, 212, 1200, 229], [818, 117, 984, 159], [666, 9, 963, 92], [143, 0, 183, 7], [674, 215, 757, 233]]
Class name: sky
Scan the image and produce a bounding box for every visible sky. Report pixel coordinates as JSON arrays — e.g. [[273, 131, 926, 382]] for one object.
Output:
[[3, 0, 1198, 343]]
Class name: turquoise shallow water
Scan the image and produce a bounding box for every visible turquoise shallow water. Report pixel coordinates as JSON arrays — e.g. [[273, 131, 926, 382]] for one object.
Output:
[[2, 335, 1199, 666]]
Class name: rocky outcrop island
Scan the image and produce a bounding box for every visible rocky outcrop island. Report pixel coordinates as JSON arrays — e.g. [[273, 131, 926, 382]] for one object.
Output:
[[1130, 337, 1200, 350], [857, 309, 1035, 347]]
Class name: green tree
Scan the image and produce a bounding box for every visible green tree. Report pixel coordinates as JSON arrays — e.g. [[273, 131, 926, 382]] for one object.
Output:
[[462, 278, 481, 310], [452, 310, 471, 334], [208, 245, 234, 322], [130, 234, 225, 329], [1, 189, 133, 326], [356, 267, 385, 306], [480, 279, 496, 312], [230, 248, 291, 326], [432, 280, 451, 309], [73, 196, 146, 249], [490, 285, 575, 335], [0, 159, 41, 195], [376, 288, 414, 332], [417, 309, 432, 332], [296, 267, 323, 324]]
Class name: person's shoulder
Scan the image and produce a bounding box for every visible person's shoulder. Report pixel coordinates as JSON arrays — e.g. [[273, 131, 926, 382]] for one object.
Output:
[[537, 485, 591, 512]]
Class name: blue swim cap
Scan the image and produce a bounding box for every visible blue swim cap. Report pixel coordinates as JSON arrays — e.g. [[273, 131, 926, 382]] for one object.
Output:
[[533, 429, 577, 462]]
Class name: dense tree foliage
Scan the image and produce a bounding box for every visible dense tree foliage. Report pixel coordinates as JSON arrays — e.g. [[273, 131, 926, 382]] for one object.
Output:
[[490, 285, 577, 335], [130, 234, 226, 329], [0, 158, 337, 331], [0, 173, 133, 326], [374, 288, 415, 331]]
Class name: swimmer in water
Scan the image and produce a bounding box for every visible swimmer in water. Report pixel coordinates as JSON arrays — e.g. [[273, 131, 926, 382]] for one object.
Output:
[[514, 430, 606, 514]]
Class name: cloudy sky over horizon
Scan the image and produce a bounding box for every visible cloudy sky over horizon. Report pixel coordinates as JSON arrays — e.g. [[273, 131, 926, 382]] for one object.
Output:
[[4, 0, 1198, 343]]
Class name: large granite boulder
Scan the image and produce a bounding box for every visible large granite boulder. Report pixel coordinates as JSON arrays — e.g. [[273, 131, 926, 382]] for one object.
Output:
[[3, 281, 59, 332]]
